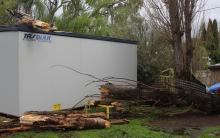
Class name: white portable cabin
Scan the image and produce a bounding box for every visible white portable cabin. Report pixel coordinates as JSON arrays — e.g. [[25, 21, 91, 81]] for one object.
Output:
[[0, 25, 137, 116]]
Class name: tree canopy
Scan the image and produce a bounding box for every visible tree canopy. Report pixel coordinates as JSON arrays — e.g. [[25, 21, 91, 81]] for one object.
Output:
[[201, 19, 220, 64]]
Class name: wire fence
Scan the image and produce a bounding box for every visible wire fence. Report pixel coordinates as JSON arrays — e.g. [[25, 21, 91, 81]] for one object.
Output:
[[160, 75, 207, 94]]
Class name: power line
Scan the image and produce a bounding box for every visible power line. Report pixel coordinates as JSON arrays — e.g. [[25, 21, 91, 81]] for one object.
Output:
[[198, 6, 220, 12]]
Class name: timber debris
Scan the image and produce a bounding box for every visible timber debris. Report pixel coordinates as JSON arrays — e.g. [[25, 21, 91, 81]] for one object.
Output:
[[0, 111, 110, 134], [7, 9, 57, 32]]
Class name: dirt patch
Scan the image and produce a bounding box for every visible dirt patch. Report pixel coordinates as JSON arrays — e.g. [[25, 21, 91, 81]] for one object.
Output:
[[149, 112, 220, 137]]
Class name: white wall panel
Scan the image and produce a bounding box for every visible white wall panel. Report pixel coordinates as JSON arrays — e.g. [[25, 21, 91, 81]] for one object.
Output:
[[0, 32, 19, 115], [0, 31, 137, 115]]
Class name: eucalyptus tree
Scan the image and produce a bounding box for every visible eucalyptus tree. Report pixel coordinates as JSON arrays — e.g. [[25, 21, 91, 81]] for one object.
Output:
[[17, 0, 45, 19], [64, 0, 85, 18], [85, 0, 144, 38], [0, 0, 18, 24], [55, 0, 92, 33], [44, 0, 69, 23]]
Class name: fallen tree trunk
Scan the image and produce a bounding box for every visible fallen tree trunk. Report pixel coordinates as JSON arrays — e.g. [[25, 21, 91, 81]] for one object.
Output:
[[100, 84, 143, 102], [99, 84, 220, 114], [0, 111, 110, 133], [0, 126, 32, 134], [99, 84, 167, 106], [99, 84, 169, 101], [20, 113, 110, 129]]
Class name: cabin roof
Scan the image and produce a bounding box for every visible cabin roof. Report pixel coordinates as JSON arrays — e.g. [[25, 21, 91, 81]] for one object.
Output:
[[0, 25, 138, 44]]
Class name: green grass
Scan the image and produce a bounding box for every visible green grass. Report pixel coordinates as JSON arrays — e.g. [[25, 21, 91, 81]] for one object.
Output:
[[5, 119, 184, 138], [198, 126, 220, 138], [1, 106, 205, 138]]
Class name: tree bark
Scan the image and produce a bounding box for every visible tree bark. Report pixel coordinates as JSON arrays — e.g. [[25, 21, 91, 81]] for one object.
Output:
[[147, 0, 202, 80], [167, 0, 184, 79], [0, 111, 110, 134], [184, 0, 194, 80], [20, 112, 110, 130]]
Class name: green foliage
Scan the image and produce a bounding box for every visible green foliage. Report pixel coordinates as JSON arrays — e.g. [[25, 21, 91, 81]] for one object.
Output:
[[0, 0, 144, 39], [191, 37, 209, 71], [6, 131, 59, 138], [212, 19, 219, 47], [198, 126, 220, 138], [0, 0, 17, 24], [56, 13, 92, 33], [17, 0, 46, 18], [55, 0, 147, 41], [200, 23, 206, 42], [138, 64, 160, 84], [205, 19, 214, 51], [63, 0, 85, 18], [138, 29, 172, 83], [211, 19, 220, 63], [202, 19, 220, 64]]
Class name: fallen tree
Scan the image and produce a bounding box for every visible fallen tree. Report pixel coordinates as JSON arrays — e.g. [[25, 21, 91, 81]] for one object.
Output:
[[0, 111, 110, 134], [99, 82, 220, 114], [99, 83, 166, 105]]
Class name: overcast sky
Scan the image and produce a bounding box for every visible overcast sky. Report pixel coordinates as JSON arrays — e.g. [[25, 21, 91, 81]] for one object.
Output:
[[205, 0, 220, 21]]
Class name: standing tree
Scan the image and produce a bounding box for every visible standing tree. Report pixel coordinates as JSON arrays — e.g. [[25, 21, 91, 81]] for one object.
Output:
[[200, 22, 206, 43], [0, 0, 18, 24], [204, 19, 220, 64], [205, 19, 214, 51], [44, 0, 68, 23], [17, 0, 45, 19], [145, 0, 204, 80], [211, 19, 220, 63], [212, 19, 219, 49]]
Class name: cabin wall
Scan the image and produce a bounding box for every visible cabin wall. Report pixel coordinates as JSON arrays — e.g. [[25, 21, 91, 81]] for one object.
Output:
[[0, 32, 19, 115], [18, 31, 137, 114]]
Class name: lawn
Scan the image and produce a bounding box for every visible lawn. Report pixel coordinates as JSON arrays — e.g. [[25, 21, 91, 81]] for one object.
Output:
[[2, 106, 220, 138], [5, 119, 183, 138], [198, 126, 220, 138]]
